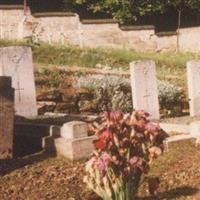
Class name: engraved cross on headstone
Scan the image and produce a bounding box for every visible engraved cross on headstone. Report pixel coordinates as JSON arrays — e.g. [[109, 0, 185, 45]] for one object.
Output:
[[15, 80, 24, 102], [143, 66, 149, 75], [143, 89, 150, 108], [143, 66, 150, 108]]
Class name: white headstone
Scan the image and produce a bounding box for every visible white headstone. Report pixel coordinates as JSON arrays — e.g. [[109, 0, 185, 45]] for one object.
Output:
[[0, 46, 37, 117], [130, 60, 160, 119], [187, 60, 200, 117]]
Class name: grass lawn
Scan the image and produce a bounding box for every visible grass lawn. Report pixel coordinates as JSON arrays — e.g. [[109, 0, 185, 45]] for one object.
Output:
[[1, 39, 199, 87], [0, 140, 199, 200]]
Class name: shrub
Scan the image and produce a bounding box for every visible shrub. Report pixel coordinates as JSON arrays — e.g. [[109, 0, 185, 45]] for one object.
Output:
[[158, 80, 183, 107], [73, 75, 183, 114], [73, 75, 132, 113], [84, 110, 168, 200]]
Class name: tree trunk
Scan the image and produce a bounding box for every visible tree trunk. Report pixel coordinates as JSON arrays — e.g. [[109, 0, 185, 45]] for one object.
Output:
[[176, 9, 181, 53]]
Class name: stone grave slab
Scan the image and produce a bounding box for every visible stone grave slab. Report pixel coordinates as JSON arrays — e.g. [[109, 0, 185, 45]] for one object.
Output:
[[187, 60, 200, 116], [55, 121, 95, 160], [0, 76, 14, 159], [0, 46, 37, 117], [164, 134, 194, 151], [130, 60, 160, 119]]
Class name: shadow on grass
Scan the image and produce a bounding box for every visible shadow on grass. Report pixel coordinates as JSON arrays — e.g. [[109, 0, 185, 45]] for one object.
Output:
[[0, 150, 55, 176], [138, 186, 199, 200]]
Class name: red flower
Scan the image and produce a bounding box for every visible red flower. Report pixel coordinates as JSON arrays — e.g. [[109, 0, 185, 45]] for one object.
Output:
[[94, 129, 113, 150]]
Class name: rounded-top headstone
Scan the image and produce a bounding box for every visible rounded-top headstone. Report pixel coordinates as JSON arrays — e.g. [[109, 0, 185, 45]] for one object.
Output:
[[0, 76, 12, 89]]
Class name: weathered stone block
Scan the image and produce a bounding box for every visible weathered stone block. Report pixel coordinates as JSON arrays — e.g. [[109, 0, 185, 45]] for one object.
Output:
[[61, 121, 88, 139], [55, 102, 78, 113], [78, 100, 96, 112], [37, 101, 56, 114], [54, 136, 96, 160], [60, 87, 77, 102], [37, 90, 62, 102]]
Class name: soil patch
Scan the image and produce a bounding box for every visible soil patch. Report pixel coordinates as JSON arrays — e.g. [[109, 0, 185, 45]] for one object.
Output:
[[0, 141, 200, 199]]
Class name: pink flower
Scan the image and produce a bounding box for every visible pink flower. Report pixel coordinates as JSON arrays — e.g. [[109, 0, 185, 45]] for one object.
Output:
[[145, 122, 160, 133], [106, 111, 124, 127], [95, 153, 111, 171], [129, 156, 143, 169]]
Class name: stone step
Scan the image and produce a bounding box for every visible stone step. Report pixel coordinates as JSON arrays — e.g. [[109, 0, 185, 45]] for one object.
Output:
[[14, 123, 61, 156], [14, 122, 61, 138], [42, 136, 56, 152]]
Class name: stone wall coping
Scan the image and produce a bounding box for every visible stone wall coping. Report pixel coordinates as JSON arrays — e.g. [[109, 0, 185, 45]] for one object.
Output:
[[15, 121, 61, 128], [63, 121, 87, 126], [33, 12, 77, 18], [0, 5, 24, 10], [156, 31, 177, 37], [120, 25, 155, 31], [81, 19, 117, 24]]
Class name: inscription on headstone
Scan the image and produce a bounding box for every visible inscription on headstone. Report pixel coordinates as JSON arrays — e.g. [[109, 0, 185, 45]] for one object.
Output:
[[130, 60, 160, 119], [0, 46, 37, 117], [187, 60, 200, 116], [0, 76, 14, 159]]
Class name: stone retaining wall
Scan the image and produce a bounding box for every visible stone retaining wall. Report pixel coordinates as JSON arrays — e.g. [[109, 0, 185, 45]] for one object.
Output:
[[35, 66, 188, 116], [1, 5, 200, 52]]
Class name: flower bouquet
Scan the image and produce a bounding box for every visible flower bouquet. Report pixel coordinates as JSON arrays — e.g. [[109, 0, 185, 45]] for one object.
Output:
[[84, 110, 168, 200]]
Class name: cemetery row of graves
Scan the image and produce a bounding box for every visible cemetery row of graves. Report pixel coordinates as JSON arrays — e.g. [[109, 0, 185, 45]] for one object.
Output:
[[0, 45, 200, 199]]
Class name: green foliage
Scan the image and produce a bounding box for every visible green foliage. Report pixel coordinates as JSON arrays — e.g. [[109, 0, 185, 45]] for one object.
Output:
[[73, 75, 132, 112], [62, 0, 200, 24], [63, 0, 166, 24], [1, 39, 198, 85], [73, 75, 183, 114], [165, 0, 200, 10], [158, 80, 183, 107], [37, 67, 63, 88]]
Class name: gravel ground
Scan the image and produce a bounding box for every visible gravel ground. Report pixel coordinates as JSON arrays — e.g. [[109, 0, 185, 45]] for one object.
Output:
[[0, 140, 200, 200]]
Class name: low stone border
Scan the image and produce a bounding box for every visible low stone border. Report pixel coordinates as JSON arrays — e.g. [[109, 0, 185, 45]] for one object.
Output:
[[0, 5, 24, 10], [160, 123, 190, 134], [156, 31, 177, 37], [33, 12, 76, 18], [81, 19, 117, 24], [120, 25, 155, 31]]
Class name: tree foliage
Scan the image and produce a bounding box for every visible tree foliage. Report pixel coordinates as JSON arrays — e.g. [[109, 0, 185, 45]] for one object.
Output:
[[63, 0, 200, 24], [63, 0, 165, 24], [165, 0, 200, 11]]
